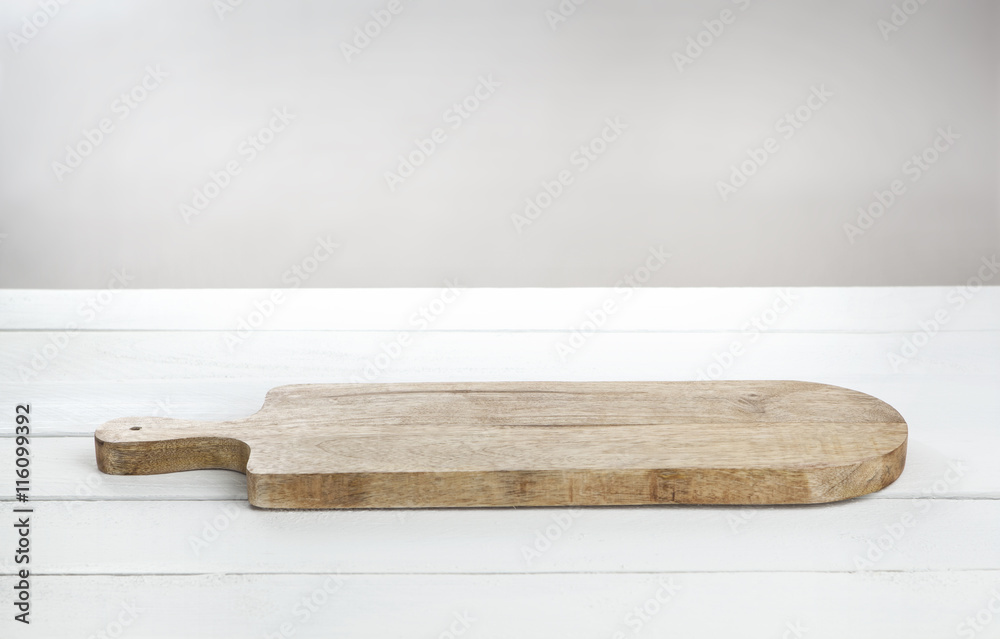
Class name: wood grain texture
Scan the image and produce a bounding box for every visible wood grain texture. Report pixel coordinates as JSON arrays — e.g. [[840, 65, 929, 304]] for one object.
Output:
[[94, 381, 907, 508]]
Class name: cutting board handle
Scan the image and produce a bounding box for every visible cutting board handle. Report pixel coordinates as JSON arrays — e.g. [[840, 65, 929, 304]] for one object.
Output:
[[95, 417, 251, 475]]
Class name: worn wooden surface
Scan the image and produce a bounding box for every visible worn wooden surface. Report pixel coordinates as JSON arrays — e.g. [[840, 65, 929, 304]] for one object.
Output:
[[95, 381, 907, 508], [2, 287, 997, 638]]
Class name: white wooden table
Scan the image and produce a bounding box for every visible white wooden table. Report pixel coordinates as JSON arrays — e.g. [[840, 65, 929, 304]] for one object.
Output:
[[1, 287, 998, 638]]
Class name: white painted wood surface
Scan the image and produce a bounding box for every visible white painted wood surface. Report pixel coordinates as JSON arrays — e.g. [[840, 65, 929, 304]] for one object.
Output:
[[1, 287, 998, 637]]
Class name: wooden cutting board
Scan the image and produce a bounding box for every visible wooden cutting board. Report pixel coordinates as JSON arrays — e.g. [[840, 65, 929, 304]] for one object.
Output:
[[94, 381, 908, 508]]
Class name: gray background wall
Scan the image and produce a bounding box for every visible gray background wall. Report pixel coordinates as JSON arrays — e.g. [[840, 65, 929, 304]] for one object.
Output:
[[0, 0, 997, 288]]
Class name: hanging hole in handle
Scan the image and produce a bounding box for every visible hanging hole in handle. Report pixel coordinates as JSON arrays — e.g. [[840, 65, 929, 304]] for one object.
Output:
[[130, 426, 141, 430]]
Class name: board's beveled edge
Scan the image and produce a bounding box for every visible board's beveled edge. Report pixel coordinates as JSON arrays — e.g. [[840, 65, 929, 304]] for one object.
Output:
[[801, 427, 908, 504], [772, 381, 909, 503], [244, 427, 909, 509]]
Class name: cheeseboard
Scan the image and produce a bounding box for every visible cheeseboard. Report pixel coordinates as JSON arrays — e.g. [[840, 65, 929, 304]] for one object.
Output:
[[95, 381, 908, 508]]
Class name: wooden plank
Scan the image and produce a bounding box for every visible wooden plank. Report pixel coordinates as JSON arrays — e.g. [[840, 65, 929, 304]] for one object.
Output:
[[3, 499, 995, 575], [2, 373, 996, 449], [1, 572, 997, 638], [0, 288, 994, 628], [0, 380, 280, 433], [0, 437, 249, 501], [2, 287, 998, 332], [3, 341, 997, 498], [3, 330, 999, 386], [94, 381, 908, 507], [1, 423, 991, 500], [1, 334, 995, 498]]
